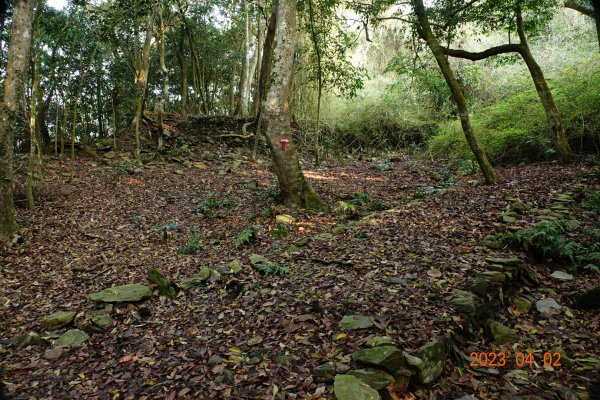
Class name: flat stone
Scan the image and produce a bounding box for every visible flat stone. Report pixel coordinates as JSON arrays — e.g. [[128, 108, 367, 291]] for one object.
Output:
[[488, 320, 518, 344], [275, 214, 294, 224], [44, 347, 65, 360], [347, 368, 394, 390], [228, 259, 242, 273], [292, 237, 310, 247], [352, 346, 404, 372], [249, 254, 269, 266], [469, 271, 506, 296], [314, 233, 333, 240], [207, 354, 223, 366], [41, 311, 77, 330], [89, 284, 152, 303], [91, 314, 113, 330], [179, 267, 211, 290], [413, 340, 447, 384], [536, 298, 562, 316], [331, 225, 350, 235], [550, 271, 574, 282], [365, 336, 394, 347], [485, 257, 522, 266], [334, 374, 381, 400], [514, 297, 532, 313], [340, 315, 374, 330], [450, 290, 480, 316], [209, 269, 221, 283], [55, 329, 89, 347]]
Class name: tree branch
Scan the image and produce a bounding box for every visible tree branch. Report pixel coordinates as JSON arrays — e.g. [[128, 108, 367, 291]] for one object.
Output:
[[564, 0, 594, 17], [441, 43, 523, 60]]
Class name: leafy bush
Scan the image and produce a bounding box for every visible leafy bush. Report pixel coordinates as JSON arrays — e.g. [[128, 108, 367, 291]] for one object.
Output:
[[177, 235, 203, 254]]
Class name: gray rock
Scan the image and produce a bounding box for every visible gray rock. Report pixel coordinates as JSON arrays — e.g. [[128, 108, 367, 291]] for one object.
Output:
[[550, 271, 573, 282], [352, 346, 404, 372], [365, 336, 394, 347], [44, 347, 66, 360], [340, 315, 374, 330], [488, 321, 518, 344], [41, 311, 76, 330], [91, 314, 113, 331], [336, 364, 351, 373], [334, 375, 381, 400], [207, 354, 223, 366], [514, 297, 532, 313], [89, 284, 152, 303], [55, 329, 89, 347], [485, 257, 522, 266], [347, 369, 394, 390], [249, 254, 269, 266], [450, 290, 480, 315], [292, 237, 310, 247], [469, 271, 506, 296], [412, 340, 447, 384], [536, 298, 562, 316], [179, 267, 211, 290]]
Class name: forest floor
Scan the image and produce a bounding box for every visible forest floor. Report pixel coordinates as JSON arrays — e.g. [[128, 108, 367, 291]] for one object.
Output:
[[1, 116, 599, 400]]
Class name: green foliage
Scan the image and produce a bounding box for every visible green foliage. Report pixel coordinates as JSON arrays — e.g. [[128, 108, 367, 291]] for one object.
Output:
[[334, 200, 358, 215], [235, 225, 260, 248], [177, 235, 203, 255], [114, 160, 134, 175], [194, 196, 231, 218], [272, 223, 290, 238], [260, 207, 274, 219], [582, 192, 600, 214], [262, 187, 282, 202], [156, 222, 181, 240], [413, 176, 455, 199], [372, 159, 392, 172], [255, 262, 289, 276]]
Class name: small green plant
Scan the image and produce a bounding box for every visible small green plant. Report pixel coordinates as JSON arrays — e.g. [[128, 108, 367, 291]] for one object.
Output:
[[115, 160, 134, 175], [156, 222, 181, 240], [334, 200, 358, 215], [194, 196, 231, 218], [132, 215, 146, 225], [372, 159, 391, 172], [272, 223, 289, 238], [262, 187, 282, 202], [256, 262, 289, 276], [260, 207, 273, 218], [177, 235, 203, 254], [582, 191, 600, 214], [351, 192, 372, 205], [456, 159, 479, 176], [235, 225, 261, 247], [244, 182, 258, 191]]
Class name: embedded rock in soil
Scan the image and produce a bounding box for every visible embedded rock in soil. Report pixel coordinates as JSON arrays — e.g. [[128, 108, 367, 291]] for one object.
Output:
[[179, 267, 211, 290], [334, 374, 381, 400], [485, 257, 522, 266], [55, 329, 89, 347], [314, 362, 335, 380], [347, 369, 394, 390], [536, 298, 562, 316], [352, 346, 404, 372], [365, 336, 395, 347], [147, 268, 176, 297], [412, 340, 447, 384], [89, 284, 152, 303], [469, 271, 506, 296], [550, 271, 573, 282], [91, 314, 113, 331], [41, 311, 77, 330], [275, 214, 294, 224], [340, 315, 374, 330], [488, 320, 518, 344], [514, 297, 532, 313], [450, 290, 481, 316]]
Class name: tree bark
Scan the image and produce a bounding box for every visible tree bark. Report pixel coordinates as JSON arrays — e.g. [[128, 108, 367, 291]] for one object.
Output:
[[262, 0, 324, 208], [177, 30, 188, 112], [158, 2, 169, 108], [235, 0, 251, 116], [253, 0, 264, 115], [413, 0, 498, 184], [307, 0, 323, 166], [0, 0, 36, 239]]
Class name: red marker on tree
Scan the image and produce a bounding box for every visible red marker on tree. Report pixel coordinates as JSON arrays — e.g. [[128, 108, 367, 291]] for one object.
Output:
[[280, 138, 289, 151]]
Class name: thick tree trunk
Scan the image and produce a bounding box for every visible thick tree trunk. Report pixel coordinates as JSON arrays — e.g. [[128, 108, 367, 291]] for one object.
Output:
[[235, 0, 251, 116], [516, 7, 573, 163], [307, 0, 323, 166], [0, 0, 36, 239], [262, 0, 324, 208], [413, 0, 498, 184], [158, 2, 169, 108], [177, 31, 188, 112], [253, 0, 264, 115]]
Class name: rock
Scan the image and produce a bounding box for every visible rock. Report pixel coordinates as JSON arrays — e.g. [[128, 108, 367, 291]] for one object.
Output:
[[91, 314, 113, 331], [336, 364, 351, 373], [89, 284, 152, 303], [249, 254, 269, 266], [207, 354, 223, 366], [388, 276, 407, 285], [352, 346, 404, 372], [193, 161, 208, 169], [276, 214, 294, 224], [209, 269, 221, 283], [179, 267, 211, 290], [314, 233, 333, 240], [292, 237, 310, 247], [365, 336, 394, 347], [450, 290, 480, 316], [216, 264, 231, 274], [347, 369, 394, 390], [550, 271, 573, 282], [331, 225, 349, 235], [407, 341, 447, 384], [147, 269, 176, 297], [41, 311, 77, 330], [103, 151, 116, 159], [469, 271, 506, 296], [501, 213, 517, 223], [5, 331, 47, 349], [313, 362, 335, 380], [514, 297, 532, 313], [275, 354, 292, 365], [573, 285, 600, 310], [485, 257, 522, 266], [44, 347, 65, 360], [228, 259, 242, 274], [334, 375, 381, 400], [455, 396, 478, 400], [488, 321, 518, 344], [340, 315, 375, 330], [536, 298, 562, 316], [55, 329, 89, 347]]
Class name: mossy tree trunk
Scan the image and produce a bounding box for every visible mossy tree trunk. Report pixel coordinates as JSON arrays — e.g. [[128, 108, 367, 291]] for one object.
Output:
[[0, 0, 36, 239], [262, 0, 324, 208], [413, 0, 498, 184]]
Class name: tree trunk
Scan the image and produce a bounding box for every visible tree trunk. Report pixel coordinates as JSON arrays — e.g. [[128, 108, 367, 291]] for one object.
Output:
[[235, 0, 250, 116], [158, 2, 169, 108], [0, 0, 36, 239], [413, 0, 498, 184], [307, 0, 323, 166], [262, 0, 324, 208], [516, 6, 573, 163], [131, 11, 155, 162], [95, 58, 104, 138], [253, 0, 264, 115], [177, 30, 188, 112]]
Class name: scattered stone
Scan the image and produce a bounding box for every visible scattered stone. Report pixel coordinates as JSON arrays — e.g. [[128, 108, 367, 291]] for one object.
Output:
[[207, 354, 223, 366], [450, 290, 481, 316], [573, 285, 600, 310], [89, 284, 152, 303], [469, 271, 506, 296], [352, 346, 404, 372], [103, 151, 116, 159], [410, 341, 447, 384], [500, 213, 518, 223], [91, 314, 113, 331], [348, 369, 394, 390], [228, 259, 242, 274], [365, 336, 394, 347], [55, 329, 89, 347], [147, 269, 176, 297], [481, 236, 505, 249], [488, 320, 518, 344], [292, 237, 310, 247], [44, 347, 65, 360], [550, 347, 573, 367], [209, 269, 221, 283], [334, 374, 381, 400], [192, 161, 208, 169], [340, 315, 374, 330], [179, 267, 211, 290], [536, 298, 562, 316], [314, 233, 333, 240], [216, 264, 231, 274], [331, 225, 350, 235], [550, 271, 574, 282], [336, 364, 351, 373], [314, 362, 335, 380], [388, 276, 407, 285], [249, 254, 269, 266], [4, 332, 46, 349], [275, 214, 294, 224], [41, 311, 77, 330], [514, 297, 532, 313], [485, 257, 522, 266]]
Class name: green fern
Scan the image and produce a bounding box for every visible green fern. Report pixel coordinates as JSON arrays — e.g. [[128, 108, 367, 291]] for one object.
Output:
[[235, 225, 260, 247], [178, 235, 203, 254], [256, 263, 288, 276]]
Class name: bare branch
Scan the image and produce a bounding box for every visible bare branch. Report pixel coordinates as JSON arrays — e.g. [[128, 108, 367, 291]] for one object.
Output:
[[564, 0, 594, 17]]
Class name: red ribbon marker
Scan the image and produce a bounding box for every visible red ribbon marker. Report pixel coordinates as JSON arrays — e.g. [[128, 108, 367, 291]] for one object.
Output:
[[280, 138, 289, 151]]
